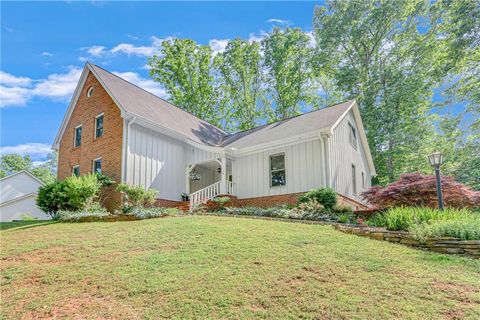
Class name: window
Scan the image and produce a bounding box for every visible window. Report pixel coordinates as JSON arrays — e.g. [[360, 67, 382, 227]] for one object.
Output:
[[95, 113, 104, 138], [87, 86, 94, 98], [93, 158, 102, 174], [352, 164, 357, 195], [74, 125, 82, 147], [361, 172, 365, 188], [72, 165, 80, 176], [270, 153, 286, 187], [348, 122, 357, 149]]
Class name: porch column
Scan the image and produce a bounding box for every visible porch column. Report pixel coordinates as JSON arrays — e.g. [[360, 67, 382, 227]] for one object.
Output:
[[220, 156, 227, 194], [321, 132, 332, 188], [186, 165, 195, 195]]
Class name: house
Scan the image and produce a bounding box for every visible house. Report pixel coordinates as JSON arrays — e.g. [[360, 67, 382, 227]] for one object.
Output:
[[0, 171, 49, 221], [53, 63, 376, 211]]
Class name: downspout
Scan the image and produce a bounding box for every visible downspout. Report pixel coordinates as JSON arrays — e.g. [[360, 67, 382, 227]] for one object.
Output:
[[321, 132, 332, 188], [122, 116, 136, 183]]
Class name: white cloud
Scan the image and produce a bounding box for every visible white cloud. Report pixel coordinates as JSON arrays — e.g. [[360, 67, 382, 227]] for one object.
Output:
[[41, 51, 53, 57], [209, 39, 229, 55], [0, 71, 32, 87], [86, 45, 106, 57], [248, 32, 267, 43], [0, 66, 82, 107], [31, 66, 82, 101], [112, 71, 168, 99], [305, 31, 316, 48], [0, 86, 31, 107], [111, 43, 159, 57], [0, 143, 52, 159], [266, 18, 291, 25]]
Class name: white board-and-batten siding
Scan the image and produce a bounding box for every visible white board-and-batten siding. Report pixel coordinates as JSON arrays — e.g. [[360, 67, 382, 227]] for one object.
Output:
[[328, 110, 371, 201], [233, 139, 326, 199], [126, 124, 221, 201]]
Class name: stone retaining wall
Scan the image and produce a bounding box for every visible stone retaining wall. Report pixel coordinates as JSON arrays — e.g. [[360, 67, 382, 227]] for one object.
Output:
[[334, 224, 480, 259]]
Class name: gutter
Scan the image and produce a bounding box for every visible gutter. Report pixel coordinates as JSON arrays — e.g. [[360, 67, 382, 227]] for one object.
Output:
[[121, 116, 136, 183]]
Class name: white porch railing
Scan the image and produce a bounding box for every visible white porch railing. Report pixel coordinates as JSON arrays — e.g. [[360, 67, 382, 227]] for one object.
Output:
[[189, 181, 222, 211], [227, 181, 234, 195]]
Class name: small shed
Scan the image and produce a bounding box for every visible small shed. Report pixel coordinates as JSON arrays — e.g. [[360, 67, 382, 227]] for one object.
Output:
[[0, 171, 50, 221]]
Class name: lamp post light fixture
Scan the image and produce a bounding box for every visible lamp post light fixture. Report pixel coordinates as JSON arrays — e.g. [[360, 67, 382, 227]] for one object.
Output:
[[428, 152, 444, 210]]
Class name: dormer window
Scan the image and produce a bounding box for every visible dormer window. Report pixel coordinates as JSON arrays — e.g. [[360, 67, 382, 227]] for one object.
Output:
[[95, 113, 104, 138], [87, 86, 94, 98], [348, 122, 357, 149], [74, 125, 82, 148]]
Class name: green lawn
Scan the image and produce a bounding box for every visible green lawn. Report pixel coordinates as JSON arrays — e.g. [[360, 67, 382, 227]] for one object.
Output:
[[0, 220, 54, 231], [1, 216, 479, 319]]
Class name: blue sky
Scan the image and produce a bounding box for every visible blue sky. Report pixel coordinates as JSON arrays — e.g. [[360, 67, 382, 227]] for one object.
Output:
[[1, 1, 320, 162], [0, 1, 468, 163]]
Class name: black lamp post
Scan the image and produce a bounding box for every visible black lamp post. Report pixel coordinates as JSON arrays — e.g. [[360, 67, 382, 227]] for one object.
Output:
[[428, 152, 444, 210]]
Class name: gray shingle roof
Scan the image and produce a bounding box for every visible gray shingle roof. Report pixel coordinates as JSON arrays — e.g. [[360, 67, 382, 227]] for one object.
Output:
[[220, 100, 354, 148], [90, 64, 226, 146], [90, 63, 353, 149]]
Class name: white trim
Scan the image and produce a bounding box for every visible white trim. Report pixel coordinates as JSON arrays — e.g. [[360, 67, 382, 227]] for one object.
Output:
[[72, 165, 80, 176], [0, 192, 38, 207], [53, 64, 90, 150], [94, 112, 104, 139], [329, 100, 356, 132], [0, 170, 45, 185], [92, 157, 102, 173], [74, 124, 83, 148], [87, 86, 94, 98]]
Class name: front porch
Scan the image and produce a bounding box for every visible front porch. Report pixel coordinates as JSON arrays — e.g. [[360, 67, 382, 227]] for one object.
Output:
[[186, 158, 234, 210]]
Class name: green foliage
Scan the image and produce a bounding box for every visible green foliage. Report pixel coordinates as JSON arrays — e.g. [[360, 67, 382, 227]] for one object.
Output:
[[262, 27, 315, 121], [56, 210, 111, 223], [0, 152, 57, 184], [214, 39, 264, 130], [368, 207, 478, 239], [148, 38, 221, 127], [20, 214, 39, 221], [131, 207, 183, 220], [36, 173, 102, 215], [409, 217, 480, 241], [298, 188, 337, 210], [333, 204, 354, 215], [211, 196, 231, 209], [116, 183, 157, 209]]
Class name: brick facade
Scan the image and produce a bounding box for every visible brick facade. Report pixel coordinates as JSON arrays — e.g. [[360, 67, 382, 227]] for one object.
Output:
[[226, 192, 368, 210], [57, 72, 124, 211], [152, 198, 182, 208]]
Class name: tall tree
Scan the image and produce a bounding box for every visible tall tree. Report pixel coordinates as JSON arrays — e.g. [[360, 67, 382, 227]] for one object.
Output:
[[214, 39, 264, 131], [313, 0, 466, 184], [0, 153, 56, 184], [148, 38, 221, 127], [262, 27, 314, 121]]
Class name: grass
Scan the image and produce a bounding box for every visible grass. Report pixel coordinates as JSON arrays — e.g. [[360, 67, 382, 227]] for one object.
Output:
[[0, 220, 54, 231], [1, 216, 479, 319]]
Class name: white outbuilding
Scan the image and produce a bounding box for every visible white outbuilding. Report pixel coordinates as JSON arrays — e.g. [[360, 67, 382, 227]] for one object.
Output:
[[0, 171, 50, 222]]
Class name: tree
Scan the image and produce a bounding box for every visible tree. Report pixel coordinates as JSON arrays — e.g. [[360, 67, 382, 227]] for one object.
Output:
[[0, 154, 32, 177], [262, 27, 315, 121], [148, 38, 221, 127], [0, 152, 56, 184], [214, 39, 264, 131], [312, 0, 473, 184]]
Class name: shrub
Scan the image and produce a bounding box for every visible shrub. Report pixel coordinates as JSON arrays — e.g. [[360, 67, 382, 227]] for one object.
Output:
[[56, 210, 111, 222], [298, 200, 325, 214], [36, 173, 102, 215], [131, 207, 183, 220], [368, 206, 475, 231], [409, 217, 480, 241], [361, 173, 480, 209], [211, 196, 230, 209], [333, 204, 354, 215], [116, 183, 157, 208], [298, 188, 337, 210]]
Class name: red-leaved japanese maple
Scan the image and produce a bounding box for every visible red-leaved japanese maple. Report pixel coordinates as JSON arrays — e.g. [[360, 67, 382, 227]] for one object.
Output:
[[361, 173, 480, 209]]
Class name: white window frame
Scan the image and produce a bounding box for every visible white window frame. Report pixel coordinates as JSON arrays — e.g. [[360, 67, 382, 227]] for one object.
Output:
[[94, 113, 104, 139], [348, 122, 357, 149], [269, 152, 286, 188], [92, 157, 102, 174], [72, 165, 80, 176], [74, 124, 82, 148], [86, 86, 94, 98], [352, 164, 357, 195]]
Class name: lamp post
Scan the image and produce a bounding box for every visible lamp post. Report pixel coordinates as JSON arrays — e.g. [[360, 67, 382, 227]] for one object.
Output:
[[428, 152, 444, 210]]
